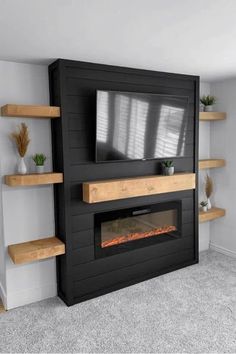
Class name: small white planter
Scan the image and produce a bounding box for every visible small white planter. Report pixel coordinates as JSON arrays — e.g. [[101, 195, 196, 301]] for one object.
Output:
[[207, 198, 212, 210], [35, 165, 45, 174], [164, 166, 174, 176], [202, 206, 208, 212], [204, 105, 213, 112], [18, 157, 27, 175]]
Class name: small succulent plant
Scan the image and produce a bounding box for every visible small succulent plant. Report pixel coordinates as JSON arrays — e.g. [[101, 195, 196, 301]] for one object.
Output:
[[162, 160, 173, 168], [32, 153, 47, 166], [200, 95, 216, 106]]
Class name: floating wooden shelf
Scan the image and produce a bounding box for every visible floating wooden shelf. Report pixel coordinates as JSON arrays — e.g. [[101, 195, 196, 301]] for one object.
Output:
[[5, 172, 63, 187], [199, 159, 226, 170], [199, 207, 225, 223], [199, 112, 226, 121], [8, 237, 65, 265], [1, 104, 60, 118], [83, 173, 196, 203]]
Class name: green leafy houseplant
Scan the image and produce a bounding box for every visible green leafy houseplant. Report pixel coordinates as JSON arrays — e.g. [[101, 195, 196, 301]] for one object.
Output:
[[162, 160, 174, 176], [162, 160, 173, 168], [200, 95, 216, 106], [32, 153, 46, 166]]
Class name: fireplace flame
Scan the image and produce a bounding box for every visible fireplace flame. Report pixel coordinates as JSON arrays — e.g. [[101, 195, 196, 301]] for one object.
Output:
[[101, 225, 177, 248]]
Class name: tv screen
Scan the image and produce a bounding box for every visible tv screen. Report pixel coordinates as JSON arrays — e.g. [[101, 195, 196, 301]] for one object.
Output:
[[96, 90, 189, 162]]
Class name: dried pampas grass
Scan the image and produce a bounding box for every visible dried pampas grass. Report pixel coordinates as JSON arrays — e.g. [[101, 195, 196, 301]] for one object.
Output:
[[11, 123, 30, 157], [205, 174, 213, 198]]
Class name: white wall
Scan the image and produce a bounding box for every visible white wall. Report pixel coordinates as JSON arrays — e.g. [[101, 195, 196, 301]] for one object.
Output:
[[209, 79, 236, 257], [199, 82, 211, 252], [0, 61, 56, 309]]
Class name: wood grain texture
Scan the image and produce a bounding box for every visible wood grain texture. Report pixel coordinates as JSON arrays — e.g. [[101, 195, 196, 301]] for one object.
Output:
[[199, 159, 226, 170], [1, 104, 60, 118], [199, 207, 225, 223], [5, 172, 63, 186], [83, 173, 196, 203], [8, 237, 65, 264], [199, 112, 226, 121]]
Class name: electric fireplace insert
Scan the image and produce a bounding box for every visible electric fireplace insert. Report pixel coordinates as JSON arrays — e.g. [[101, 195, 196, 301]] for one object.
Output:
[[95, 201, 182, 258]]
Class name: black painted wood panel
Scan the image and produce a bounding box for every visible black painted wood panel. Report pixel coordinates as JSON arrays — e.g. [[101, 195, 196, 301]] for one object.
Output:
[[49, 59, 199, 306]]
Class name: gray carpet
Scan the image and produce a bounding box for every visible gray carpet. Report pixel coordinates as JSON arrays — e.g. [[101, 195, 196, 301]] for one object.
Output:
[[1, 250, 236, 353]]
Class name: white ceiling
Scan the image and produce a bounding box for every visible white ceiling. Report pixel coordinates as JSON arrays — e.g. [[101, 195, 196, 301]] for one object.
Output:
[[0, 0, 236, 81]]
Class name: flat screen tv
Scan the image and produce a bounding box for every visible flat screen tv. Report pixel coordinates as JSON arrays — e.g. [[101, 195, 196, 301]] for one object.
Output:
[[96, 90, 189, 162]]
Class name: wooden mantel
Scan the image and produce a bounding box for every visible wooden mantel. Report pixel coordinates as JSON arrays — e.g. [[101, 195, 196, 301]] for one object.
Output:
[[83, 172, 196, 203]]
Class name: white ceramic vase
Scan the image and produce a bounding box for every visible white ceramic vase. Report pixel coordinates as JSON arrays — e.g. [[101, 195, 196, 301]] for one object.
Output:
[[202, 206, 208, 212], [207, 198, 212, 210], [17, 157, 27, 175], [36, 165, 44, 174], [205, 105, 213, 112]]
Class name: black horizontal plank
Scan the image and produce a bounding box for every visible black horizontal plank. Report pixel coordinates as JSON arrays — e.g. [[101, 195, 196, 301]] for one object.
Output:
[[72, 237, 194, 281], [68, 113, 94, 131], [62, 59, 198, 81], [68, 159, 194, 182], [72, 229, 94, 248], [182, 197, 193, 211], [72, 245, 94, 265], [69, 147, 94, 164], [182, 210, 194, 223], [69, 130, 93, 149], [65, 96, 95, 115], [182, 223, 194, 237], [70, 189, 193, 215], [73, 248, 194, 296], [72, 257, 197, 304], [65, 77, 194, 99], [64, 64, 196, 89], [72, 213, 93, 232]]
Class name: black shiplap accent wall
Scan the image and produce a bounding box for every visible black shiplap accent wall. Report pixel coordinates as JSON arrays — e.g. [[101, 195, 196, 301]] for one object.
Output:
[[49, 59, 199, 306]]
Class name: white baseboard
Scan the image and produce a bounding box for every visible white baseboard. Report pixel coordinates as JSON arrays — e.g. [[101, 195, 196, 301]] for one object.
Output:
[[210, 242, 236, 259], [0, 280, 7, 309], [6, 281, 57, 310]]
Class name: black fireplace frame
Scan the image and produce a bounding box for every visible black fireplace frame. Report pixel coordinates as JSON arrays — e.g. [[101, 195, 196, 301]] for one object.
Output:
[[49, 59, 199, 306], [94, 200, 182, 258]]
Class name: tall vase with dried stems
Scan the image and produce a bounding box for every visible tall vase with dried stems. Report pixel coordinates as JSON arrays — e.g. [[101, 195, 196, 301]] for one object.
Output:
[[11, 123, 30, 175], [205, 174, 213, 210]]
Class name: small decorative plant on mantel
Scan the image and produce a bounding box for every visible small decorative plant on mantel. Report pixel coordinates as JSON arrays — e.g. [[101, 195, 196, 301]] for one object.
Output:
[[200, 95, 217, 112], [32, 153, 47, 174], [11, 123, 30, 175], [162, 160, 174, 176], [200, 201, 208, 212]]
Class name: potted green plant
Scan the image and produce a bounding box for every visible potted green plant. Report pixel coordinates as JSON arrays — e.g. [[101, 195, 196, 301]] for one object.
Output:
[[200, 95, 217, 112], [162, 160, 174, 176], [200, 201, 208, 212], [32, 153, 46, 173]]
